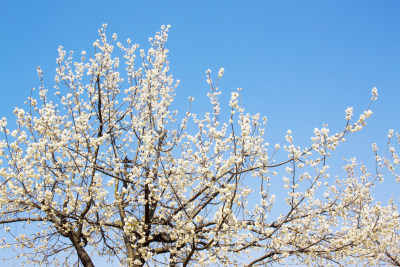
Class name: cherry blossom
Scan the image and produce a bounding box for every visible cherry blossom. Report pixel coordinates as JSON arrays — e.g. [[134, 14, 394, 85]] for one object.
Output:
[[0, 24, 399, 267]]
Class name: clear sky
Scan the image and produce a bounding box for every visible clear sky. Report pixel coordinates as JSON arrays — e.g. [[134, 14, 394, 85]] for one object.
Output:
[[0, 1, 400, 266]]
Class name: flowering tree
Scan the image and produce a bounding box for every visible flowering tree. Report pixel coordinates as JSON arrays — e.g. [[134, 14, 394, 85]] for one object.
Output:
[[0, 24, 399, 266]]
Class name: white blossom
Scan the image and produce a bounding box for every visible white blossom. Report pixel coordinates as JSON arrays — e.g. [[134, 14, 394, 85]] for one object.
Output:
[[0, 25, 398, 267]]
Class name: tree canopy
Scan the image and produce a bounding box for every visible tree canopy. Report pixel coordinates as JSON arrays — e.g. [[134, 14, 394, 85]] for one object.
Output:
[[0, 25, 399, 266]]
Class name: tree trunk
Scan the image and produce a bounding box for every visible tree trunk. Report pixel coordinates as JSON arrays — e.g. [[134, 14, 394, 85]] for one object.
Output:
[[68, 232, 95, 267]]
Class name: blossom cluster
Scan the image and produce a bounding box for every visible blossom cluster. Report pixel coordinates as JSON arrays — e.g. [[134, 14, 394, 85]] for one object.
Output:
[[0, 25, 398, 266]]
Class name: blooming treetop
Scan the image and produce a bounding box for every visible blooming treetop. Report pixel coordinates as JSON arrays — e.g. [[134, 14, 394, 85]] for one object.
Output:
[[0, 24, 399, 266]]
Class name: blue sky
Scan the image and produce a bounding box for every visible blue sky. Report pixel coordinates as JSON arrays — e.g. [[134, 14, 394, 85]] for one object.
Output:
[[1, 1, 400, 266]]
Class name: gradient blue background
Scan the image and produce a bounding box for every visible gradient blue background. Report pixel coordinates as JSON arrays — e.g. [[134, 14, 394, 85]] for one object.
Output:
[[0, 1, 399, 266]]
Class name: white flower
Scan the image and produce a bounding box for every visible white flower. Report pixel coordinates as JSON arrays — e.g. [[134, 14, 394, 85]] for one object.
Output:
[[371, 87, 378, 100], [388, 129, 394, 138], [345, 107, 353, 120], [218, 67, 225, 78]]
